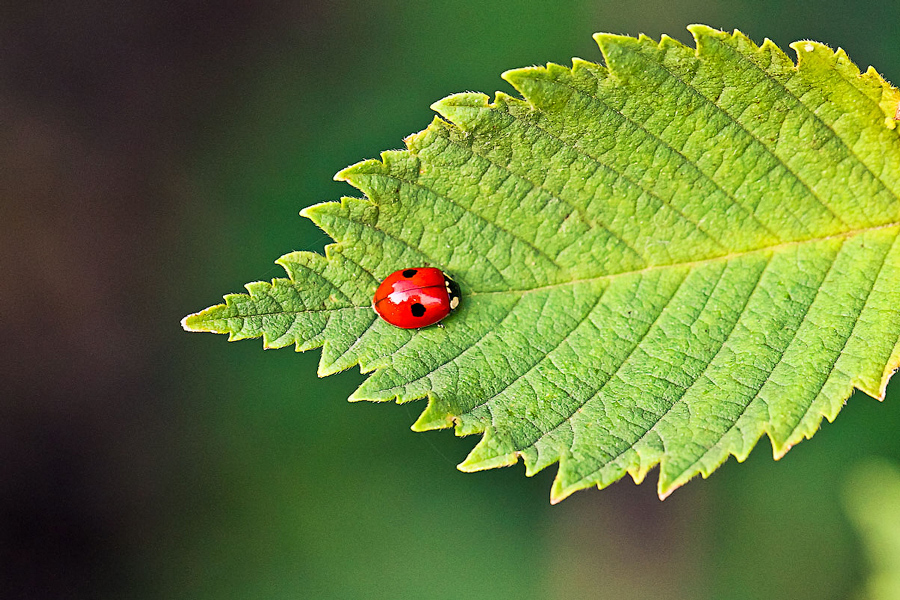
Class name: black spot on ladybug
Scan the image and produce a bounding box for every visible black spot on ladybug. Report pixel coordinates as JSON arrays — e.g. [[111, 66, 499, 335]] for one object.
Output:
[[402, 269, 418, 278], [410, 302, 426, 317]]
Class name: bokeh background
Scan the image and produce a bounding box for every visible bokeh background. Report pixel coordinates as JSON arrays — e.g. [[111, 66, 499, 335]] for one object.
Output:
[[3, 1, 900, 598]]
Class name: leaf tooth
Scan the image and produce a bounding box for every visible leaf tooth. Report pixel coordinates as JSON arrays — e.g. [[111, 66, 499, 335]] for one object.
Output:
[[880, 361, 900, 399], [690, 26, 794, 70], [301, 197, 379, 252], [686, 24, 735, 53], [502, 61, 573, 91], [347, 378, 423, 404], [550, 455, 633, 504], [790, 38, 844, 74], [336, 151, 422, 197], [758, 36, 791, 63], [411, 396, 455, 432], [548, 462, 569, 504], [403, 116, 445, 152], [502, 63, 574, 109], [458, 429, 518, 472], [430, 92, 495, 133], [684, 23, 719, 44], [333, 157, 381, 184], [592, 32, 637, 74]]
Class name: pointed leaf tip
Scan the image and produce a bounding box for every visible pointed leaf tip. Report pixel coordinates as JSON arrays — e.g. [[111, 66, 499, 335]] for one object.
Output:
[[180, 313, 196, 332]]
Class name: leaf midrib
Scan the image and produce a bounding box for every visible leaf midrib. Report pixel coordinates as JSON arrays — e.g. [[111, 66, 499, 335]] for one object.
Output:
[[190, 220, 900, 333], [468, 220, 900, 297], [194, 220, 900, 330]]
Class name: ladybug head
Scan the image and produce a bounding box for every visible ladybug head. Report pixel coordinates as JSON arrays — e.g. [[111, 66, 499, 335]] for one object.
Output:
[[445, 276, 460, 311]]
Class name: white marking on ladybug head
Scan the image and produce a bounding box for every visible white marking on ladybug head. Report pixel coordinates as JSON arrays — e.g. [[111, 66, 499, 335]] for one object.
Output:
[[450, 296, 459, 310]]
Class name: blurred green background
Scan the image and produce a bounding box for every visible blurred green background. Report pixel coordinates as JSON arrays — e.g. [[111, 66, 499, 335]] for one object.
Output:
[[3, 1, 900, 598]]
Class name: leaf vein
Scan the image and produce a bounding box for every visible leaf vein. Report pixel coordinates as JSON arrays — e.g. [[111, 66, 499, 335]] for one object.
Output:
[[437, 129, 649, 265], [674, 240, 847, 481], [463, 282, 610, 420], [377, 295, 528, 400], [782, 229, 898, 442], [716, 38, 900, 207], [517, 269, 693, 456], [519, 71, 789, 243], [577, 251, 774, 484], [381, 172, 564, 275], [625, 42, 851, 228], [497, 105, 732, 253]]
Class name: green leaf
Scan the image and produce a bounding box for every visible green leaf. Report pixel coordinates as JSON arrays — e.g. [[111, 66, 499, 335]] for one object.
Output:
[[183, 25, 900, 501]]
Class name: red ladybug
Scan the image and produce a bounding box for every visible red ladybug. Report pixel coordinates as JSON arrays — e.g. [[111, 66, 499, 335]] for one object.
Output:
[[373, 267, 461, 329]]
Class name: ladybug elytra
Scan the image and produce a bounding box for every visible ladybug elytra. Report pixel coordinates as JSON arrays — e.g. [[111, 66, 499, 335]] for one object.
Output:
[[373, 267, 460, 329]]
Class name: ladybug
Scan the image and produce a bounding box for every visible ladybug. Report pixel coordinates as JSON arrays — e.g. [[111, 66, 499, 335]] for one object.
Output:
[[373, 267, 461, 329]]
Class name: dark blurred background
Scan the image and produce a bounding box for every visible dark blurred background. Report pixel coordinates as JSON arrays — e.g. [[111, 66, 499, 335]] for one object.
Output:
[[2, 1, 899, 598]]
